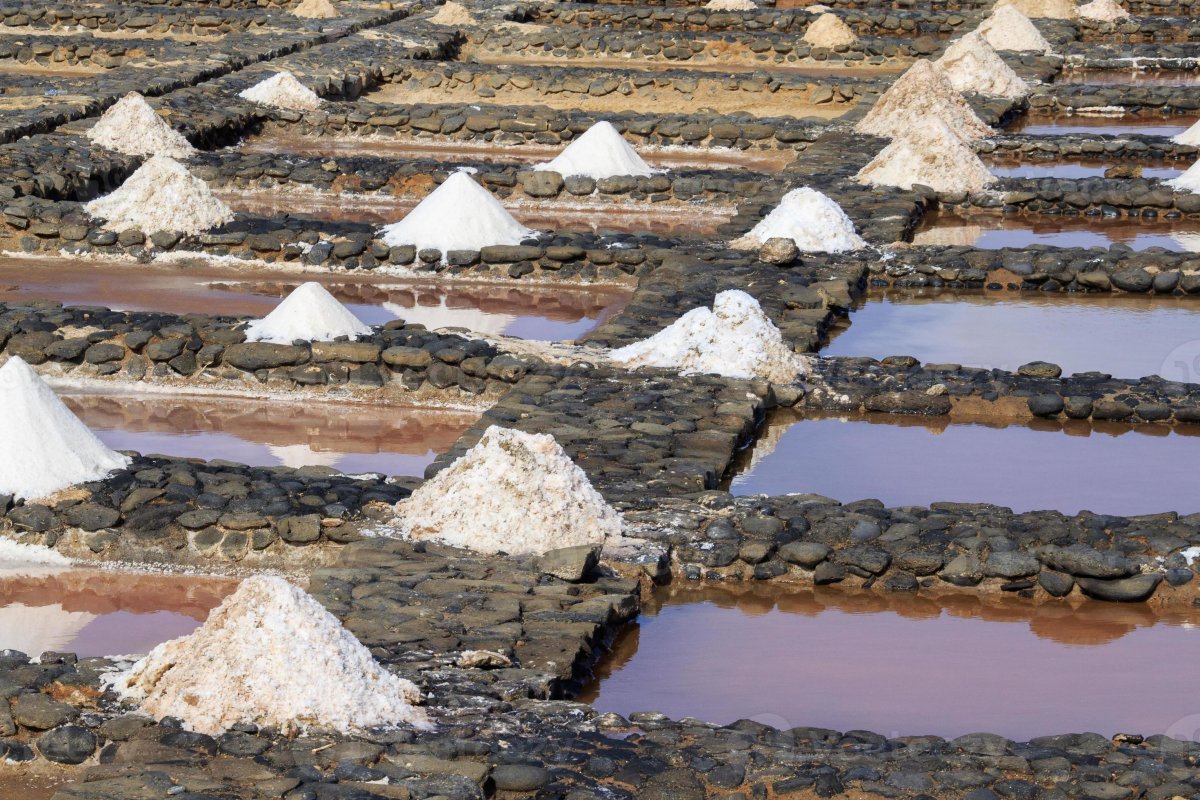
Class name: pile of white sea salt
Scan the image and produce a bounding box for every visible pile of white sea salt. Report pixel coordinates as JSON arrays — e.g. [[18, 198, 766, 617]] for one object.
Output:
[[379, 171, 534, 254], [610, 290, 804, 383], [935, 31, 1031, 100], [535, 121, 655, 180], [854, 59, 992, 142], [0, 357, 130, 501], [1169, 160, 1200, 194], [730, 187, 866, 252], [995, 0, 1077, 18], [1078, 0, 1130, 20], [977, 5, 1056, 54], [856, 117, 996, 194], [238, 72, 323, 112], [85, 156, 233, 236], [111, 576, 430, 736], [292, 0, 340, 18], [802, 13, 858, 48], [429, 1, 473, 25], [1175, 119, 1200, 146], [85, 93, 196, 159], [705, 0, 756, 10], [394, 426, 622, 556], [244, 282, 373, 344]]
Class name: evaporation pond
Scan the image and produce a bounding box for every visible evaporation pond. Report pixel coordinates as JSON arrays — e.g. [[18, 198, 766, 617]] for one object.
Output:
[[1006, 114, 1199, 137], [913, 213, 1200, 252]]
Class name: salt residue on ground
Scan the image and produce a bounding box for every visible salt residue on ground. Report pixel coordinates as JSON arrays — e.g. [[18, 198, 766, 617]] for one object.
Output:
[[244, 282, 373, 344], [802, 13, 858, 48], [976, 5, 1056, 53], [935, 31, 1031, 100], [610, 290, 804, 383], [0, 357, 130, 501], [1078, 0, 1130, 20], [85, 93, 196, 159], [394, 426, 622, 556], [1175, 119, 1200, 146], [535, 121, 655, 180], [856, 117, 996, 194], [730, 187, 866, 252], [0, 539, 71, 566], [379, 171, 534, 254], [1169, 160, 1200, 194], [238, 72, 323, 112], [429, 1, 473, 25], [854, 59, 993, 142], [705, 0, 756, 10], [995, 0, 1077, 18], [85, 156, 234, 236], [292, 0, 340, 18]]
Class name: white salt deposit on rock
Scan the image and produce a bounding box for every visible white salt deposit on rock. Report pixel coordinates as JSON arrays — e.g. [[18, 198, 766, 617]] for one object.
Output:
[[112, 576, 430, 736], [0, 539, 71, 567], [803, 13, 858, 47], [238, 72, 323, 112], [394, 426, 622, 556], [610, 290, 804, 383], [379, 171, 534, 253], [977, 5, 1056, 53], [1169, 160, 1200, 194], [1173, 119, 1200, 146], [705, 0, 756, 10], [292, 0, 339, 18], [730, 187, 866, 253], [85, 93, 196, 160], [935, 31, 1031, 100], [429, 1, 473, 25], [85, 156, 234, 236], [856, 117, 996, 194], [854, 59, 992, 142], [245, 282, 373, 344], [996, 0, 1077, 18], [1078, 0, 1130, 20], [535, 121, 655, 180], [0, 357, 130, 501]]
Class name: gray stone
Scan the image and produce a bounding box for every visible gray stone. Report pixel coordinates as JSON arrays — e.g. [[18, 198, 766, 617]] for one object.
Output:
[[492, 764, 553, 792], [778, 541, 830, 568], [1076, 574, 1162, 603], [12, 694, 76, 730], [37, 725, 96, 764], [984, 551, 1040, 580], [939, 554, 983, 586], [538, 544, 600, 582]]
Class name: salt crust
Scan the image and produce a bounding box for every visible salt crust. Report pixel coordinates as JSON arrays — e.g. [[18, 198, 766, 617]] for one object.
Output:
[[854, 59, 992, 142], [85, 93, 196, 159], [705, 0, 756, 10], [292, 0, 339, 18], [112, 576, 430, 736], [730, 187, 866, 252], [802, 13, 858, 48], [0, 357, 130, 501], [238, 72, 323, 112], [1078, 0, 1129, 19], [0, 540, 71, 566], [1174, 119, 1200, 146], [244, 282, 373, 344], [995, 0, 1077, 18], [977, 5, 1056, 54], [935, 31, 1031, 100], [394, 426, 622, 556], [379, 171, 534, 253], [609, 290, 804, 383], [1169, 160, 1200, 194], [856, 117, 996, 194], [535, 121, 655, 180], [85, 156, 234, 236], [429, 1, 473, 25]]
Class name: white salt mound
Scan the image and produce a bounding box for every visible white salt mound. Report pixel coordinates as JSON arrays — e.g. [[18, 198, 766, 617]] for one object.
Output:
[[854, 59, 993, 142], [113, 576, 429, 736], [995, 0, 1077, 18], [85, 93, 196, 160], [803, 13, 858, 48], [731, 187, 866, 253], [1077, 0, 1130, 20], [85, 156, 233, 236], [1175, 119, 1200, 146], [705, 0, 756, 10], [244, 282, 373, 344], [0, 357, 130, 501], [977, 5, 1056, 53], [1169, 160, 1200, 194], [535, 121, 655, 180], [935, 31, 1031, 100], [856, 117, 996, 194], [379, 171, 534, 253], [395, 426, 622, 556], [610, 290, 803, 383], [429, 1, 473, 25], [238, 72, 323, 112], [292, 0, 340, 18]]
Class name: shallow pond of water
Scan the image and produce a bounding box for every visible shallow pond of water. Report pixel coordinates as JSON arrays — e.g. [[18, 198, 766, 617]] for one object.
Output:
[[1057, 69, 1200, 87], [1005, 114, 1199, 137], [913, 212, 1200, 252], [987, 159, 1182, 180]]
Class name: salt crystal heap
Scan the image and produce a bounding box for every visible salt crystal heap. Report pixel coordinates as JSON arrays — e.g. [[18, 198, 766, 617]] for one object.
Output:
[[705, 0, 756, 10], [995, 0, 1077, 18], [85, 93, 196, 160], [238, 72, 323, 112], [854, 59, 992, 142], [856, 117, 996, 194], [292, 0, 340, 18], [395, 426, 622, 556], [1169, 160, 1200, 194], [803, 13, 858, 48], [977, 5, 1056, 54], [112, 576, 430, 736], [0, 357, 130, 501], [379, 171, 534, 254], [244, 282, 373, 344], [1078, 0, 1130, 20], [731, 187, 866, 252], [610, 290, 804, 383], [1175, 119, 1200, 146], [535, 121, 655, 180], [935, 31, 1031, 100], [429, 1, 473, 25], [85, 156, 233, 236]]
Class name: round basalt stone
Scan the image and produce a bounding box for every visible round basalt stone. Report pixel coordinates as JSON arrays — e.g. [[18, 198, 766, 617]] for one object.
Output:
[[492, 765, 553, 791], [1018, 361, 1062, 379], [1027, 393, 1064, 417], [36, 725, 96, 764]]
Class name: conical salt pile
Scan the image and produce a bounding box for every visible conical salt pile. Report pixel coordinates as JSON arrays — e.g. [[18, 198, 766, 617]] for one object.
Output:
[[85, 156, 233, 236], [995, 0, 1077, 18], [395, 426, 622, 556], [429, 1, 473, 25], [85, 93, 196, 160], [731, 187, 866, 252], [705, 0, 756, 10], [1078, 0, 1130, 20], [854, 60, 992, 142], [856, 117, 996, 194], [238, 72, 323, 112], [935, 31, 1031, 100], [535, 121, 655, 180], [0, 357, 130, 501], [244, 282, 373, 344], [977, 6, 1056, 53], [112, 576, 430, 736], [292, 0, 339, 18], [1169, 160, 1200, 194], [803, 13, 858, 48], [610, 290, 803, 383], [1175, 119, 1200, 146], [379, 171, 534, 253]]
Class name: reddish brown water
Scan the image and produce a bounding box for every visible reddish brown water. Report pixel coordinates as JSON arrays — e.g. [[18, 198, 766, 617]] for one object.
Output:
[[1006, 113, 1199, 137], [913, 211, 1200, 252], [987, 159, 1182, 180], [1058, 69, 1200, 87], [582, 583, 1200, 739]]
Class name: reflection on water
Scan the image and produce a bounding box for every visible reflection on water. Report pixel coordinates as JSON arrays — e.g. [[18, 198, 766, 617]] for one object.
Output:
[[913, 212, 1200, 252], [1006, 113, 1199, 137], [1057, 69, 1200, 87], [581, 583, 1200, 739], [988, 160, 1182, 180]]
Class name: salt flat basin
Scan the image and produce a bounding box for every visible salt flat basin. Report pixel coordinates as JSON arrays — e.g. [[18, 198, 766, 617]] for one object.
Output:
[[1057, 69, 1200, 87], [581, 583, 1200, 740], [1005, 114, 1200, 137], [825, 289, 1200, 378], [987, 160, 1182, 180], [728, 411, 1200, 516], [912, 212, 1200, 253], [61, 392, 478, 477]]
